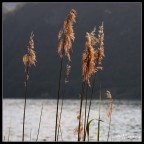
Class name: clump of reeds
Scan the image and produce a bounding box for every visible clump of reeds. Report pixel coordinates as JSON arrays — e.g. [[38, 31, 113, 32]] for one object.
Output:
[[55, 9, 77, 141], [77, 22, 104, 141], [106, 90, 113, 141], [22, 32, 36, 141], [86, 23, 104, 138]]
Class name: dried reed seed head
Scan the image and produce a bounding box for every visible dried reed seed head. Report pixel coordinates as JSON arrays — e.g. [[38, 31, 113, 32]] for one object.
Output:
[[29, 32, 34, 49], [89, 27, 99, 46], [97, 22, 105, 65], [97, 47, 105, 65], [106, 90, 112, 99], [58, 39, 63, 58], [66, 64, 71, 77], [82, 29, 97, 86], [58, 30, 63, 40], [105, 90, 113, 118], [58, 9, 77, 61], [23, 54, 29, 66], [23, 32, 36, 67]]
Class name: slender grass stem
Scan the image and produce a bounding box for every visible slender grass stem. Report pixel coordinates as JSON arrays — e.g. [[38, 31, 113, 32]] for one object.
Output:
[[57, 89, 65, 141], [8, 127, 11, 142], [36, 104, 43, 141], [86, 62, 98, 128], [107, 110, 112, 141], [22, 64, 29, 141], [78, 81, 85, 141], [97, 84, 102, 142], [55, 57, 64, 141], [83, 84, 88, 141]]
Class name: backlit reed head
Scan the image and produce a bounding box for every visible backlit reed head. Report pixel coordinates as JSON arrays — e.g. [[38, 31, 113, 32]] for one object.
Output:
[[58, 9, 77, 61]]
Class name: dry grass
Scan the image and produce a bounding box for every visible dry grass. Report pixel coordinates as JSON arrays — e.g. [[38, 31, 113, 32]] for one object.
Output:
[[55, 9, 77, 141], [22, 32, 36, 141]]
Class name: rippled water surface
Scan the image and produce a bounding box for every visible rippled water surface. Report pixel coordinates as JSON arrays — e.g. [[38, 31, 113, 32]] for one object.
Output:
[[3, 99, 141, 141]]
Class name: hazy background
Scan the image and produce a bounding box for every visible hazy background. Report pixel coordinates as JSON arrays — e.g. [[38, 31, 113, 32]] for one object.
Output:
[[2, 2, 141, 99]]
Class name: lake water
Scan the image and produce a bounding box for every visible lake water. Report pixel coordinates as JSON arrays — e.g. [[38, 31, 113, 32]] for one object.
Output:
[[3, 99, 142, 142]]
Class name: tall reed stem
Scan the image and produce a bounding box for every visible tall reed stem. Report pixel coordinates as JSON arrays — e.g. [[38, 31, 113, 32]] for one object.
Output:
[[78, 81, 85, 141], [55, 56, 63, 141], [97, 84, 102, 142], [36, 104, 43, 141], [107, 115, 111, 141], [57, 89, 65, 141], [86, 61, 98, 127], [83, 84, 88, 141], [22, 63, 29, 141]]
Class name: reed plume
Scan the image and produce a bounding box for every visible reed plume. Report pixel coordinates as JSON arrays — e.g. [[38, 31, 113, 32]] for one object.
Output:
[[86, 23, 104, 134], [78, 27, 98, 141], [106, 90, 113, 141], [55, 9, 77, 141], [82, 27, 98, 87], [22, 32, 36, 141], [58, 9, 77, 62]]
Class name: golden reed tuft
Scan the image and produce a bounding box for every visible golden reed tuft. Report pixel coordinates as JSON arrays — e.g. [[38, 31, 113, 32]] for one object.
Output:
[[82, 23, 104, 87], [58, 9, 77, 61], [82, 28, 98, 86], [22, 32, 36, 69], [97, 22, 104, 65], [106, 90, 113, 118]]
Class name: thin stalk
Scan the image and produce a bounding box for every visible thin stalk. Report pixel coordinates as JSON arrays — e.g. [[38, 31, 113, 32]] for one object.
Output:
[[55, 56, 64, 141], [57, 58, 70, 141], [83, 84, 89, 141], [78, 81, 85, 141], [57, 88, 65, 141], [22, 63, 29, 141], [36, 104, 43, 141], [97, 85, 102, 142], [59, 124, 63, 141], [8, 127, 11, 142], [86, 61, 98, 127], [107, 109, 112, 141]]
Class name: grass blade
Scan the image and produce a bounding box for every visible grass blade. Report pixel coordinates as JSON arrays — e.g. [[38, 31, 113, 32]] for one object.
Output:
[[86, 119, 94, 141]]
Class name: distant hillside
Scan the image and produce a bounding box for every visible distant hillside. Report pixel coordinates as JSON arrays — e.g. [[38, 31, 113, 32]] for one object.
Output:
[[3, 2, 141, 99]]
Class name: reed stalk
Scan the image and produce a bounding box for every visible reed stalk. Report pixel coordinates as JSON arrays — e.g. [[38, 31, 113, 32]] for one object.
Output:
[[106, 90, 113, 141], [55, 56, 63, 141], [36, 104, 43, 141], [57, 86, 65, 141], [22, 32, 36, 141], [78, 82, 85, 141], [86, 22, 104, 132], [86, 61, 98, 128], [55, 9, 77, 141], [107, 114, 112, 141], [83, 84, 88, 141], [22, 64, 29, 141]]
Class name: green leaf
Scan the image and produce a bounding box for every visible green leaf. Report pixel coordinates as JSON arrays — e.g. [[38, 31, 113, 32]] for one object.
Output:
[[86, 119, 94, 141]]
